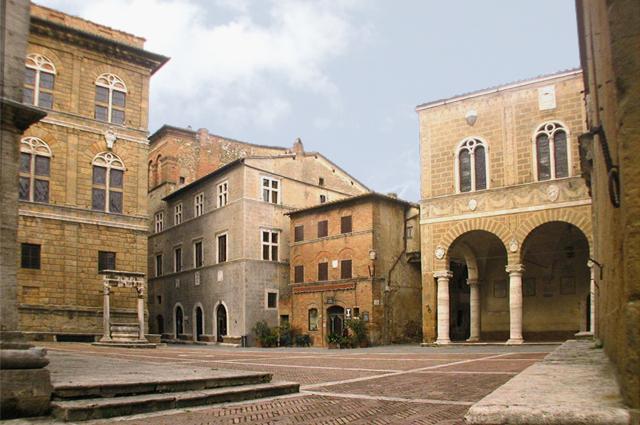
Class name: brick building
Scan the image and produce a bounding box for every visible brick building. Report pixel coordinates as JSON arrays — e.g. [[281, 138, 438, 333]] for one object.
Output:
[[16, 4, 167, 339], [576, 0, 640, 408], [147, 138, 368, 345], [417, 70, 593, 344], [281, 193, 421, 347]]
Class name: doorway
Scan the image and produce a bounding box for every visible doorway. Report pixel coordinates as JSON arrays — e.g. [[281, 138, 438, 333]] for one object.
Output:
[[195, 306, 204, 341], [216, 304, 227, 342], [327, 305, 345, 336]]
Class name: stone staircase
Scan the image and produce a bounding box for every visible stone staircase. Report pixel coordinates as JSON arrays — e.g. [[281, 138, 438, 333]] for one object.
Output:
[[50, 371, 299, 421]]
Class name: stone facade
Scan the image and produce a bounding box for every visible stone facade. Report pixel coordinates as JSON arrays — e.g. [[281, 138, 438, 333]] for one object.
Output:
[[15, 4, 168, 339], [576, 0, 640, 408], [281, 193, 421, 347], [417, 70, 593, 344], [147, 142, 368, 346]]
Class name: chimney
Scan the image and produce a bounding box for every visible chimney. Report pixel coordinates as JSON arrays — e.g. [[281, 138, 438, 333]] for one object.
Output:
[[292, 137, 304, 155], [387, 192, 398, 199], [196, 128, 209, 143]]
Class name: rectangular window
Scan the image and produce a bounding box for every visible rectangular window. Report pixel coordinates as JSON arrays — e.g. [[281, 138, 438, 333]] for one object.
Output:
[[318, 220, 328, 238], [267, 292, 278, 309], [308, 308, 318, 331], [21, 243, 40, 269], [318, 262, 328, 281], [217, 233, 227, 263], [340, 259, 352, 279], [261, 176, 280, 204], [261, 230, 279, 261], [318, 177, 325, 186], [341, 215, 352, 234], [294, 225, 304, 242], [154, 211, 164, 233], [294, 265, 304, 283], [174, 247, 182, 272], [194, 240, 203, 268], [406, 226, 414, 239], [217, 181, 228, 207], [174, 203, 182, 225], [320, 194, 327, 203], [194, 193, 204, 217], [155, 254, 163, 277], [353, 307, 360, 318], [98, 251, 116, 272]]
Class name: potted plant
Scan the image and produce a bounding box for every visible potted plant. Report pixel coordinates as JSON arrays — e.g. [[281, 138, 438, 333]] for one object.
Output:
[[327, 333, 340, 349], [346, 318, 368, 348]]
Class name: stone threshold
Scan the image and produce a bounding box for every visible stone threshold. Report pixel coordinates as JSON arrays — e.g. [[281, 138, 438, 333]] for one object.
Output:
[[464, 339, 634, 424], [421, 341, 563, 347]]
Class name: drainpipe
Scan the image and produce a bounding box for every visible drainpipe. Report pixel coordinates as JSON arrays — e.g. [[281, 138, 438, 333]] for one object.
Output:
[[384, 205, 409, 344]]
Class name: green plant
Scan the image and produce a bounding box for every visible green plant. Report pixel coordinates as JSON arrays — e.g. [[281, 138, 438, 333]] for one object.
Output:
[[278, 321, 293, 347], [346, 318, 367, 346], [327, 333, 341, 344], [253, 320, 279, 347], [295, 334, 311, 347]]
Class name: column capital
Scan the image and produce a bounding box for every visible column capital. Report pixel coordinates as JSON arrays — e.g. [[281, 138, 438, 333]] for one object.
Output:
[[505, 264, 525, 275], [466, 278, 479, 286], [433, 270, 453, 279]]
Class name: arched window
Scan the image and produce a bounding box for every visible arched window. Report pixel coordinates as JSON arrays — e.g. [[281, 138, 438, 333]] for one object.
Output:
[[19, 137, 52, 203], [457, 138, 488, 192], [95, 73, 127, 124], [23, 54, 56, 108], [534, 122, 569, 181], [92, 152, 125, 213], [308, 308, 318, 331]]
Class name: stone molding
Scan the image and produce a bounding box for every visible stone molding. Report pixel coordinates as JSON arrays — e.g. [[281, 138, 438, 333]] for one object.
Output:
[[433, 270, 453, 280]]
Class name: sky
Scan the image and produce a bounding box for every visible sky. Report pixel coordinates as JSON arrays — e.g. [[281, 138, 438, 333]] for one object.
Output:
[[37, 0, 580, 201]]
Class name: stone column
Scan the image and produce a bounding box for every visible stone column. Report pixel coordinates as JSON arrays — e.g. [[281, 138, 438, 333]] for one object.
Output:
[[467, 278, 480, 342], [137, 286, 145, 340], [100, 283, 111, 342], [434, 270, 453, 345], [588, 261, 596, 334], [506, 264, 525, 344]]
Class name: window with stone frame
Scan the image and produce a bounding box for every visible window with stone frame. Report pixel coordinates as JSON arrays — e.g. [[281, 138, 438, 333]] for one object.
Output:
[[23, 54, 56, 108], [217, 181, 228, 207], [308, 308, 318, 331], [534, 121, 570, 181], [340, 216, 352, 234], [266, 292, 278, 309], [261, 230, 279, 261], [457, 138, 488, 193], [194, 240, 203, 268], [154, 211, 164, 233], [217, 233, 227, 263], [320, 194, 327, 203], [261, 176, 280, 204], [174, 247, 182, 272], [194, 193, 204, 217], [294, 225, 304, 242], [340, 259, 352, 279], [174, 203, 183, 225], [318, 262, 328, 281], [91, 152, 124, 213], [155, 254, 163, 277], [318, 220, 328, 238], [95, 73, 127, 124], [21, 243, 41, 269], [294, 265, 304, 283], [98, 251, 116, 272], [19, 137, 51, 203]]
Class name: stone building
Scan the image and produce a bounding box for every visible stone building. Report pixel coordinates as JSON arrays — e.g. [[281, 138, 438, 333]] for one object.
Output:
[[417, 69, 593, 344], [576, 0, 640, 408], [280, 193, 421, 347], [15, 4, 168, 339], [147, 139, 368, 345]]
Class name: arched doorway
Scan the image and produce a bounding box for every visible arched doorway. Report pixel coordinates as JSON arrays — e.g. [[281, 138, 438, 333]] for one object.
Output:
[[195, 306, 204, 341], [156, 314, 164, 335], [327, 306, 345, 336], [216, 304, 227, 342], [521, 222, 590, 341], [175, 306, 183, 338]]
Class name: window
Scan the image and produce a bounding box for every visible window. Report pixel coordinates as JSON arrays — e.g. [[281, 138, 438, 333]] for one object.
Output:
[[353, 307, 360, 318], [217, 233, 227, 263], [308, 308, 318, 331], [21, 243, 41, 269], [318, 220, 328, 238], [261, 230, 279, 261], [19, 137, 51, 203], [340, 216, 352, 234], [320, 194, 327, 203], [294, 265, 304, 283], [174, 247, 182, 272], [318, 262, 328, 281], [194, 240, 203, 268], [174, 203, 183, 225], [92, 152, 124, 213], [155, 254, 163, 277], [406, 226, 414, 239], [261, 176, 280, 204], [457, 138, 488, 192], [340, 259, 352, 279], [194, 193, 204, 217], [294, 225, 304, 242], [98, 251, 116, 272], [318, 177, 325, 186], [23, 54, 55, 108], [217, 181, 228, 207], [534, 122, 569, 181], [154, 211, 164, 233], [179, 176, 185, 185], [266, 292, 278, 309], [95, 73, 127, 124]]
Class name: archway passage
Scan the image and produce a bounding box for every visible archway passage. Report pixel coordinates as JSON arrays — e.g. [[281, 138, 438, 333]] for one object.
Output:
[[327, 306, 345, 336], [521, 222, 590, 341], [175, 306, 183, 338], [449, 261, 469, 341], [156, 315, 164, 335], [216, 304, 227, 343], [195, 306, 204, 341]]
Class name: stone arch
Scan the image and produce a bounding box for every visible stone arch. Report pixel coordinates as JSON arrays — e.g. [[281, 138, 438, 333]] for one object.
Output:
[[173, 302, 184, 338], [192, 302, 205, 341], [337, 247, 355, 259], [213, 301, 229, 342]]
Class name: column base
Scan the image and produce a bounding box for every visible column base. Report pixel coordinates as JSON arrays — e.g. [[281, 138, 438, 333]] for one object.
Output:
[[506, 338, 524, 345], [435, 338, 451, 345], [466, 337, 480, 343]]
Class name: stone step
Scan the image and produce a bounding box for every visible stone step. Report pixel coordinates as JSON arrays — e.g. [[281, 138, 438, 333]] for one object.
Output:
[[51, 381, 300, 422], [53, 372, 272, 400]]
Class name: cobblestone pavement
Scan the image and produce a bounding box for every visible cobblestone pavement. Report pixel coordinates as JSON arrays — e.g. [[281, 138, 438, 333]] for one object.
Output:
[[37, 343, 554, 424]]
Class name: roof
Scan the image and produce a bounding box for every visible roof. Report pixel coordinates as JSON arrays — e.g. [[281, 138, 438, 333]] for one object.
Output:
[[415, 68, 582, 111], [286, 192, 417, 217]]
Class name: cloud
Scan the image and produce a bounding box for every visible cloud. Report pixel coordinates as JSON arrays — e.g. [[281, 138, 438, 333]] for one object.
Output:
[[37, 0, 368, 132]]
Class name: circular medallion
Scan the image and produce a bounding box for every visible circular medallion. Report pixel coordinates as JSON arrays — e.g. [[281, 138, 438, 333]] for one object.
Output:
[[435, 246, 446, 260], [509, 239, 519, 253], [468, 199, 478, 211], [547, 185, 559, 202]]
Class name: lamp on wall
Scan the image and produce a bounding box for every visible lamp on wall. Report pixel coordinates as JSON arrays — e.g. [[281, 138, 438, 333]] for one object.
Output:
[[578, 126, 620, 208]]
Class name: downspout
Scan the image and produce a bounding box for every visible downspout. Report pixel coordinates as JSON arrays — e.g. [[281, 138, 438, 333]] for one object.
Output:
[[384, 204, 409, 344]]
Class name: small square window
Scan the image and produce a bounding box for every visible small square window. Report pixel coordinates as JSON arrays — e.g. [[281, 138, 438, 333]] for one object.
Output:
[[267, 292, 278, 309], [21, 243, 41, 269], [98, 251, 116, 272], [318, 177, 325, 186], [320, 195, 327, 203]]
